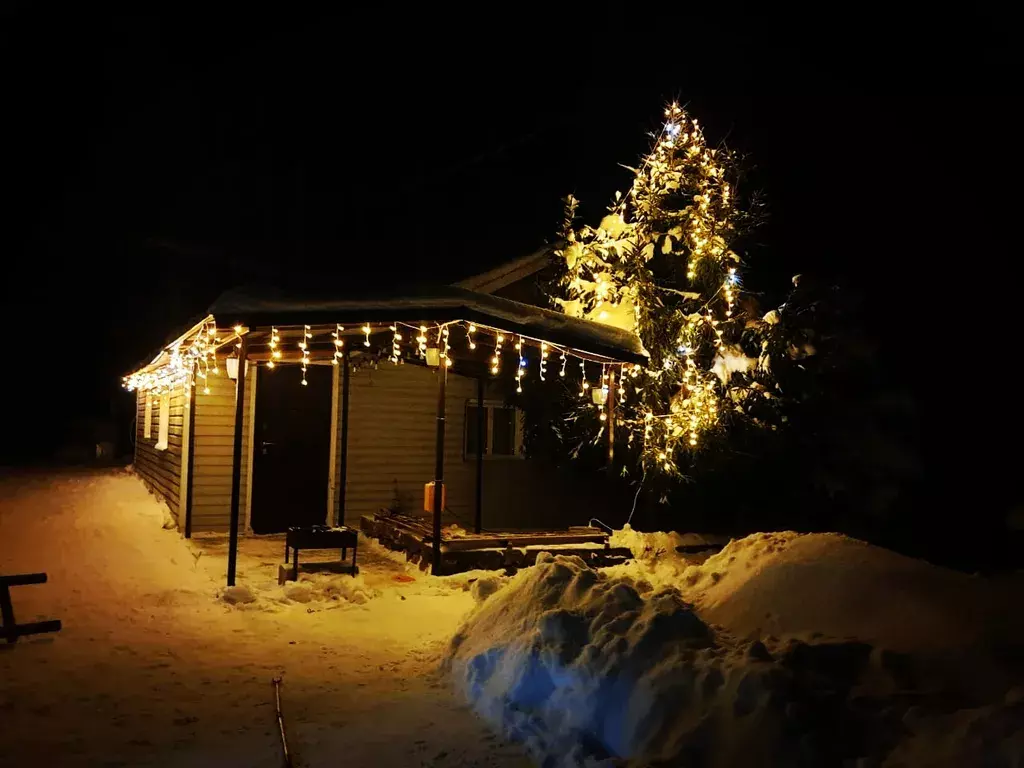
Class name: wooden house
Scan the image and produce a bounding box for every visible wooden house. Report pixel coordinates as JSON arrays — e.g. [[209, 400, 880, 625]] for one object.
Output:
[[125, 253, 645, 580]]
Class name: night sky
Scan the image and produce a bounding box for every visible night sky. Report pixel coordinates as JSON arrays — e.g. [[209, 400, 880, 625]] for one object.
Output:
[[2, 9, 1003, 513]]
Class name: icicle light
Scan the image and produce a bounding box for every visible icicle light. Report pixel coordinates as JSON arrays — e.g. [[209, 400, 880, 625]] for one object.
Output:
[[417, 326, 428, 357], [442, 325, 452, 367], [332, 324, 344, 365], [390, 324, 401, 364], [467, 323, 477, 350], [515, 335, 525, 393], [362, 324, 371, 348], [579, 360, 589, 397], [267, 326, 281, 368], [300, 325, 312, 385], [560, 351, 567, 377], [540, 342, 548, 381], [491, 333, 504, 375]]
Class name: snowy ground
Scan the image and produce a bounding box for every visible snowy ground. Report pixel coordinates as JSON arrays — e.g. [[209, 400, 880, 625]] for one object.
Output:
[[5, 470, 1024, 767], [0, 468, 527, 767]]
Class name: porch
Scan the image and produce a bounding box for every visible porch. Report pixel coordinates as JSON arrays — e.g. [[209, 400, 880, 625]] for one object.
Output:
[[361, 511, 634, 575]]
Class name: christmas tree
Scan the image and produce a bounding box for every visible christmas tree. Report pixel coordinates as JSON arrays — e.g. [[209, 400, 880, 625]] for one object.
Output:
[[552, 103, 771, 478]]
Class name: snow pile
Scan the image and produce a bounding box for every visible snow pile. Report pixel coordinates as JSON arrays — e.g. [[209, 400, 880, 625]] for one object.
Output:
[[445, 549, 1024, 767], [220, 573, 380, 610], [684, 532, 1006, 654]]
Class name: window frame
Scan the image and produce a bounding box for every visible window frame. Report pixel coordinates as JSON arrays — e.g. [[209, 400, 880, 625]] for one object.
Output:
[[464, 399, 523, 460], [155, 393, 170, 451]]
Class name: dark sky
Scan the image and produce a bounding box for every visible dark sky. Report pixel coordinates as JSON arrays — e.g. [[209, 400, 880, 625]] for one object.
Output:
[[1, 8, 1000, 468]]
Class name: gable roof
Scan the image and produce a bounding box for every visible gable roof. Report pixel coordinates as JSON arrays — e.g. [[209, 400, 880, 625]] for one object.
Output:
[[453, 246, 552, 294]]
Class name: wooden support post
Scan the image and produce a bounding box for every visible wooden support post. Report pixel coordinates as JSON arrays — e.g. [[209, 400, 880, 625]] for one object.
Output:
[[607, 367, 616, 466], [432, 364, 447, 574], [474, 376, 485, 534], [338, 352, 351, 526], [183, 377, 198, 539], [226, 335, 248, 587]]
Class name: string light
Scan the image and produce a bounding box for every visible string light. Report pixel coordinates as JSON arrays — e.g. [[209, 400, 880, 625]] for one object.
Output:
[[491, 333, 504, 375], [362, 324, 372, 348], [417, 325, 428, 357], [332, 324, 344, 365], [515, 335, 524, 393], [540, 342, 548, 381], [599, 364, 609, 421], [467, 324, 476, 350], [579, 360, 589, 397], [723, 267, 738, 318], [442, 325, 452, 367], [300, 324, 311, 385], [266, 326, 281, 369], [559, 350, 567, 377], [389, 324, 401, 364]]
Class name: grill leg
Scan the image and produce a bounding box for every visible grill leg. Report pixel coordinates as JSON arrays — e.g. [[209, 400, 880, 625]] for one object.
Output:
[[351, 540, 358, 575], [292, 549, 299, 582]]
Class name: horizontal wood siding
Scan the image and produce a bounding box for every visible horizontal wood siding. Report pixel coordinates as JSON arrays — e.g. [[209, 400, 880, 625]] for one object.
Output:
[[339, 362, 623, 532], [341, 363, 478, 528], [134, 386, 186, 521], [189, 363, 254, 532]]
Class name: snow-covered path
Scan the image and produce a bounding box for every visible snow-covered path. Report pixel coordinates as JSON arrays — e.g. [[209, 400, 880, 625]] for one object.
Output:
[[0, 468, 526, 767]]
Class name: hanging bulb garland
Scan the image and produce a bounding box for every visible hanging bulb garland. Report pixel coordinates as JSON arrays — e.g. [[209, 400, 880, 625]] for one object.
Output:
[[417, 326, 428, 357], [390, 324, 401, 364], [514, 335, 525, 393], [598, 364, 609, 422], [579, 360, 589, 397], [467, 324, 476, 350], [539, 342, 548, 381], [299, 325, 312, 385], [332, 324, 344, 365], [442, 325, 452, 367], [267, 326, 281, 368], [491, 333, 504, 375]]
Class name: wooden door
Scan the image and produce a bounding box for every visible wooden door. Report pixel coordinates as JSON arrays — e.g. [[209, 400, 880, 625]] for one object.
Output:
[[250, 364, 333, 533]]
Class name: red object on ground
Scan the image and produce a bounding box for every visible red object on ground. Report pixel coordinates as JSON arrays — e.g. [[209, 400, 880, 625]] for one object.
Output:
[[392, 574, 416, 583]]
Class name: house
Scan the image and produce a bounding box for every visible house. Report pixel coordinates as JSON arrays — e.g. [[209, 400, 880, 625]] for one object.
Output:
[[125, 252, 645, 580]]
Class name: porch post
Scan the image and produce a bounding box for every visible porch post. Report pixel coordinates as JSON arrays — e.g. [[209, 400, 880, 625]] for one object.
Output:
[[431, 364, 447, 574], [226, 334, 248, 587], [474, 376, 484, 534], [337, 352, 351, 526], [183, 377, 197, 539]]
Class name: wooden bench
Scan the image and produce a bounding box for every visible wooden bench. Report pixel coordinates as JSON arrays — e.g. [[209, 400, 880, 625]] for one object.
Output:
[[1, 573, 62, 643], [283, 526, 358, 583]]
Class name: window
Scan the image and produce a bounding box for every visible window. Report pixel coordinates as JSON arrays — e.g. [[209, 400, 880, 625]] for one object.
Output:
[[143, 395, 153, 439], [464, 401, 523, 459], [155, 394, 170, 451]]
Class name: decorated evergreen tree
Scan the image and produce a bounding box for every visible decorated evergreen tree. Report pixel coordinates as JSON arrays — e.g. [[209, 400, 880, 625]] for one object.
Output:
[[551, 103, 774, 478]]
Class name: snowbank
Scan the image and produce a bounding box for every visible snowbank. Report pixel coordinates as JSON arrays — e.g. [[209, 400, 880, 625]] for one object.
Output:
[[686, 532, 1002, 653], [445, 546, 1024, 767]]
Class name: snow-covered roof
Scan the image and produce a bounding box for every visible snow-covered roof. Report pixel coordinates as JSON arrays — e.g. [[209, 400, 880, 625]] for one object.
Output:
[[453, 246, 552, 294], [209, 284, 646, 363]]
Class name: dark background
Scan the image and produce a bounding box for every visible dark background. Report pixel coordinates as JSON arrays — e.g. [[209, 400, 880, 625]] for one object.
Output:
[[1, 8, 1008, 558]]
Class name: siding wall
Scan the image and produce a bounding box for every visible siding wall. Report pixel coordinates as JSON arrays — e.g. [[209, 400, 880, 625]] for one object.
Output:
[[189, 363, 254, 532], [134, 385, 186, 521], [338, 362, 603, 531], [167, 359, 618, 535]]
